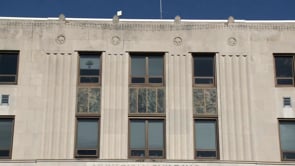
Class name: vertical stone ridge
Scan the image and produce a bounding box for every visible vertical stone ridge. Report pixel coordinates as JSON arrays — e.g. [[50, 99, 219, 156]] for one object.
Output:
[[121, 53, 129, 159], [224, 56, 236, 159], [166, 54, 173, 159], [41, 54, 50, 158], [219, 55, 230, 159], [100, 53, 128, 159], [246, 55, 255, 160], [48, 55, 57, 158], [219, 55, 254, 161], [240, 55, 250, 160], [166, 54, 193, 160], [234, 55, 244, 160]]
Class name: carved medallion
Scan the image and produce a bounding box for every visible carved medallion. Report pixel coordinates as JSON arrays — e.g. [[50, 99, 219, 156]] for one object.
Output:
[[227, 37, 237, 46], [173, 37, 182, 46], [111, 36, 121, 45], [56, 34, 66, 44]]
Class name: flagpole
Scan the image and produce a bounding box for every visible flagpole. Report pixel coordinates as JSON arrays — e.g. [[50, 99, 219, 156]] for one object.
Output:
[[160, 0, 163, 19]]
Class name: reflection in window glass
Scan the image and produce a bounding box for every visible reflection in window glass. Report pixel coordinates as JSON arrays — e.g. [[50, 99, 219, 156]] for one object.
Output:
[[193, 53, 215, 85], [149, 56, 163, 76], [130, 120, 145, 149], [76, 118, 99, 157], [275, 56, 294, 85], [130, 53, 164, 84], [79, 54, 100, 83], [148, 120, 164, 157], [195, 119, 217, 158], [129, 119, 164, 158], [0, 118, 14, 158], [279, 121, 295, 160], [0, 53, 18, 84], [131, 56, 146, 77]]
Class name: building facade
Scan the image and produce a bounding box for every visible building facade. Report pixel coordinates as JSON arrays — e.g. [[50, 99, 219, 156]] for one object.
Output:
[[0, 16, 295, 166]]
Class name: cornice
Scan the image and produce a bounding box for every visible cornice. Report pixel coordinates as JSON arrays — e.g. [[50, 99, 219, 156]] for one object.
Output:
[[0, 20, 295, 31]]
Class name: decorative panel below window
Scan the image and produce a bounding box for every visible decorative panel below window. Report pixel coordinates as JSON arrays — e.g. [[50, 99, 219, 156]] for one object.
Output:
[[193, 88, 217, 115], [77, 88, 100, 113], [129, 88, 165, 113]]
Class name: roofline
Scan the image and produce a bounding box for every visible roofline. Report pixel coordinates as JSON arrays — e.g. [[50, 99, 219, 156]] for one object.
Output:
[[0, 16, 295, 23]]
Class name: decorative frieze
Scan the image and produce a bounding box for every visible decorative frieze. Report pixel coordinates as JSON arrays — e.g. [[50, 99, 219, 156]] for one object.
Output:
[[1, 19, 295, 31]]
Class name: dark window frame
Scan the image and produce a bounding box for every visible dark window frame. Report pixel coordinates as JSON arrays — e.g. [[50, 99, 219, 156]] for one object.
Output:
[[194, 118, 219, 160], [192, 53, 216, 87], [78, 52, 102, 86], [129, 52, 165, 87], [128, 117, 166, 159], [274, 54, 295, 87], [278, 118, 295, 161], [0, 116, 15, 159], [74, 116, 100, 158], [0, 51, 19, 85]]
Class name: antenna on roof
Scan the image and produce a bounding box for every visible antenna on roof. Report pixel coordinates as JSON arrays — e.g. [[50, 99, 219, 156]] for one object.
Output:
[[160, 0, 163, 19]]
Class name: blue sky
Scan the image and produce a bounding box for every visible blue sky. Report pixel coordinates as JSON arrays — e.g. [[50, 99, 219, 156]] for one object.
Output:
[[0, 0, 294, 20]]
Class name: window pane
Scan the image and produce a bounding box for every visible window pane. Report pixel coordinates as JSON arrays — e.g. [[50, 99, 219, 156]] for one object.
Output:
[[0, 76, 16, 83], [157, 88, 165, 113], [0, 150, 10, 157], [280, 121, 295, 151], [149, 78, 162, 83], [147, 89, 156, 113], [76, 119, 98, 149], [0, 53, 18, 75], [80, 56, 100, 76], [77, 150, 97, 156], [195, 120, 216, 150], [149, 150, 163, 157], [130, 120, 145, 149], [138, 88, 147, 113], [89, 88, 100, 113], [149, 56, 163, 76], [129, 88, 137, 113], [148, 120, 164, 149], [195, 78, 214, 84], [0, 119, 13, 149], [194, 55, 214, 77], [132, 77, 145, 83], [277, 79, 293, 85], [283, 152, 295, 160], [196, 151, 216, 158], [275, 56, 293, 77], [131, 56, 146, 77], [131, 150, 145, 157]]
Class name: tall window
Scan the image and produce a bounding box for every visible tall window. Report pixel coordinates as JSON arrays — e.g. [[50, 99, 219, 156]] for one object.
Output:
[[75, 118, 99, 158], [0, 117, 14, 159], [279, 120, 295, 160], [130, 53, 164, 84], [193, 53, 215, 86], [79, 52, 101, 84], [194, 119, 218, 159], [0, 52, 19, 84], [274, 55, 294, 86], [192, 52, 218, 160], [129, 52, 165, 159], [129, 119, 165, 158], [75, 52, 101, 158]]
